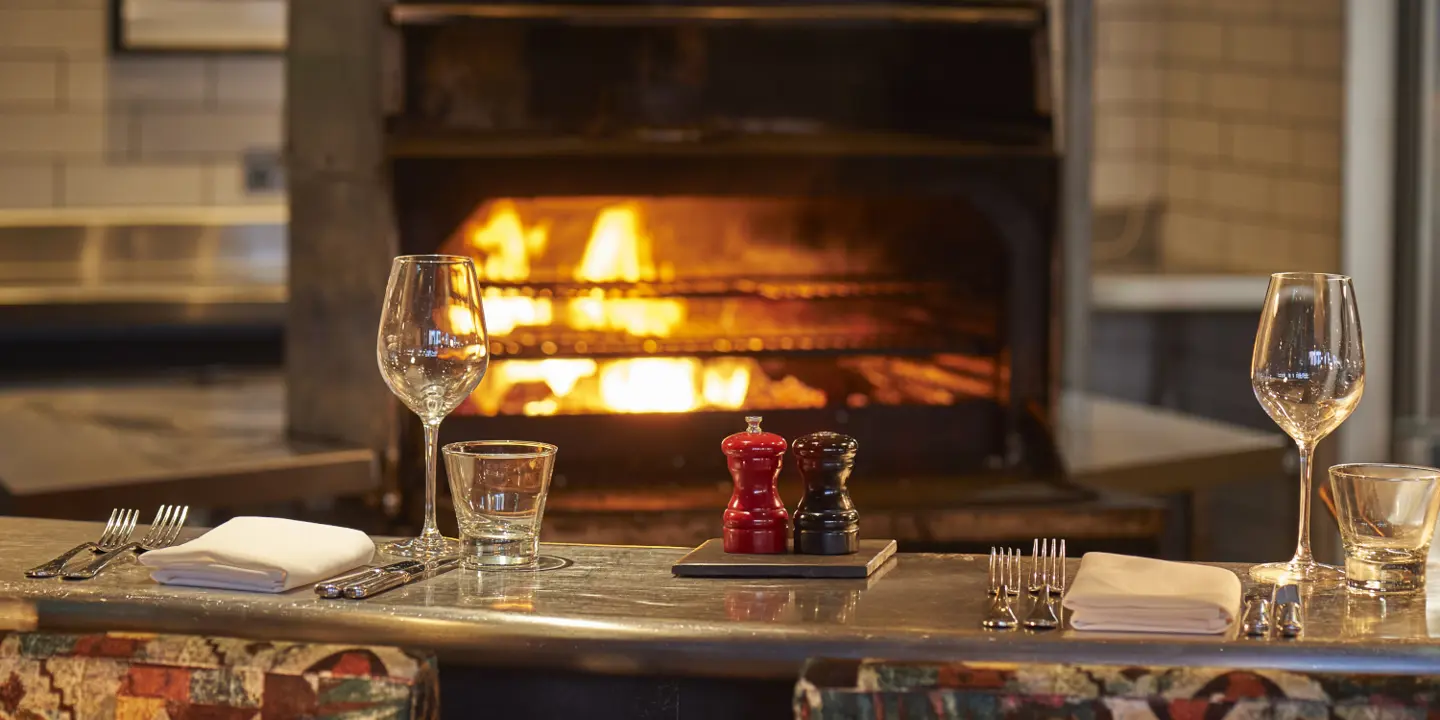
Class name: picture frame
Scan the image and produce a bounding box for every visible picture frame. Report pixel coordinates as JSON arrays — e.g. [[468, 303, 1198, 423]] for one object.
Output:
[[112, 0, 285, 54]]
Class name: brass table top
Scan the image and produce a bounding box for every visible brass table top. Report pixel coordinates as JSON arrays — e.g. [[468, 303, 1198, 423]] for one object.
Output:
[[0, 518, 1433, 680]]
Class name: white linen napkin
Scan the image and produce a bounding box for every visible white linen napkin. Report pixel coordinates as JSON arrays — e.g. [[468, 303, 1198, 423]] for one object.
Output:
[[139, 517, 374, 593], [1061, 552, 1242, 634]]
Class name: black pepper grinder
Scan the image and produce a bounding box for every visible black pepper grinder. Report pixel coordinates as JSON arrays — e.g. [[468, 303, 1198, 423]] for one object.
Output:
[[792, 431, 860, 555]]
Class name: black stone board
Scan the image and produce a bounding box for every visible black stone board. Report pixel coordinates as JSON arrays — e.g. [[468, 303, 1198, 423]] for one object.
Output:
[[671, 539, 897, 578]]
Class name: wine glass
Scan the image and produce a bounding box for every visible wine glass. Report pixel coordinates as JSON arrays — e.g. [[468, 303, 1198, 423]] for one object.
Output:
[[1250, 272, 1365, 584], [377, 255, 489, 558]]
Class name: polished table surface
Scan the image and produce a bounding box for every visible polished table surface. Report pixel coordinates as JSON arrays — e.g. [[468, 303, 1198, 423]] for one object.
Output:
[[0, 517, 1432, 680]]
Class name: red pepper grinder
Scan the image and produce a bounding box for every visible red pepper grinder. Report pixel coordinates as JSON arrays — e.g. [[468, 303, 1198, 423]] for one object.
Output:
[[722, 416, 790, 554]]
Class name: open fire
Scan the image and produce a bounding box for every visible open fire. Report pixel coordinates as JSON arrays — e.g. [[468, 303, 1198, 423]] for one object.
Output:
[[442, 197, 997, 417]]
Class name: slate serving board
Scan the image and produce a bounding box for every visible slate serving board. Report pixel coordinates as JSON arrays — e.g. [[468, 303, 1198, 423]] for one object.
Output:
[[671, 539, 898, 578]]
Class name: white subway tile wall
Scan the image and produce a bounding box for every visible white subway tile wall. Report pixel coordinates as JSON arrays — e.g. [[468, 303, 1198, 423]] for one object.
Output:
[[1094, 0, 1343, 272], [0, 0, 283, 209]]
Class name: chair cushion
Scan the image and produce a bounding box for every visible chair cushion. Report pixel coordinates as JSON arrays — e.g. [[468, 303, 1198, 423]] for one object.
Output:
[[0, 631, 437, 719], [796, 658, 1440, 720]]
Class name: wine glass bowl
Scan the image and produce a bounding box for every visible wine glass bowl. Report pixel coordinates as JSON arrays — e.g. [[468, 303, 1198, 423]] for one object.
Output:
[[377, 255, 489, 558], [1250, 272, 1365, 584]]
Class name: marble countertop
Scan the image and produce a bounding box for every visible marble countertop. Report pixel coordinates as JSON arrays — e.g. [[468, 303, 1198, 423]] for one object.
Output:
[[0, 518, 1432, 680]]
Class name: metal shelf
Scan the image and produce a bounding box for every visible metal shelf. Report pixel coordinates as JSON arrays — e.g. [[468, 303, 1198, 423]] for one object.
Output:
[[485, 331, 988, 359], [390, 2, 1043, 26], [386, 129, 1052, 160], [477, 276, 954, 301]]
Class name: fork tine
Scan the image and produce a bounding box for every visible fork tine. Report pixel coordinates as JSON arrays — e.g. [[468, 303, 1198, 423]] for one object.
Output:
[[157, 505, 178, 544], [1000, 548, 1008, 593], [121, 509, 138, 544], [103, 509, 128, 548], [1047, 538, 1055, 589], [97, 509, 120, 546], [998, 548, 1006, 593], [1011, 548, 1020, 592], [1031, 538, 1042, 587], [1003, 548, 1010, 594], [123, 509, 139, 544], [162, 506, 189, 546], [1059, 539, 1067, 592], [988, 547, 996, 594], [143, 506, 171, 545], [154, 505, 176, 546]]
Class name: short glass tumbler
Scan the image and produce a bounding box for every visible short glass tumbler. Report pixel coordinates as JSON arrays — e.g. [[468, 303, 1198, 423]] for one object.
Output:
[[1330, 463, 1440, 594], [443, 441, 557, 569]]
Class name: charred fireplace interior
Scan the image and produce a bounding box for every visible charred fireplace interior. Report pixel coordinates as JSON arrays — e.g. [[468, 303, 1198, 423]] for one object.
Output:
[[288, 0, 1065, 540]]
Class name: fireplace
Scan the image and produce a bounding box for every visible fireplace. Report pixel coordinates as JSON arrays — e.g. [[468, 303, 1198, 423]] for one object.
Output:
[[287, 0, 1066, 546]]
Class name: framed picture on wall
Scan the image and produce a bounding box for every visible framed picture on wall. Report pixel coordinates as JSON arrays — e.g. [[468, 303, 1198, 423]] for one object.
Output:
[[112, 0, 285, 53]]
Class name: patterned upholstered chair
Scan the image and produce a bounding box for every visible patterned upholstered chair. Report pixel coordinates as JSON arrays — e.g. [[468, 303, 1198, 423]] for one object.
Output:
[[0, 631, 438, 719], [796, 658, 1440, 720]]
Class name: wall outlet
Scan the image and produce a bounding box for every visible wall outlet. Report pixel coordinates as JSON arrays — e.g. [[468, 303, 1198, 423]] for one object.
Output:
[[243, 149, 286, 194]]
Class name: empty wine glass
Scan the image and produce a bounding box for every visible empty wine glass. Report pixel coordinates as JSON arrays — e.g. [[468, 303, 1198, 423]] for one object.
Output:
[[1251, 272, 1365, 584], [377, 255, 489, 558]]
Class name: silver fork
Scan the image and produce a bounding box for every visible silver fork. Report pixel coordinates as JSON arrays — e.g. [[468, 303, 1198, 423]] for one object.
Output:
[[981, 547, 1020, 630], [1023, 538, 1066, 630], [63, 505, 189, 580], [25, 509, 139, 578]]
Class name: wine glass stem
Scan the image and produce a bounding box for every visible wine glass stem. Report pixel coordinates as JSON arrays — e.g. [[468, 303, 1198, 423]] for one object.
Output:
[[420, 420, 442, 543], [1292, 441, 1316, 566]]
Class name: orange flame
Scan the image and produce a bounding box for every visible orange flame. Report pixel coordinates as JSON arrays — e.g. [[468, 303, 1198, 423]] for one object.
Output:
[[468, 200, 548, 281], [575, 204, 655, 283], [460, 200, 781, 415]]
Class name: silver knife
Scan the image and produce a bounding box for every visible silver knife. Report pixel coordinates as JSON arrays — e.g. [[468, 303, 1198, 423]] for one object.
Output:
[[315, 560, 422, 599], [343, 557, 461, 599], [1275, 583, 1303, 638]]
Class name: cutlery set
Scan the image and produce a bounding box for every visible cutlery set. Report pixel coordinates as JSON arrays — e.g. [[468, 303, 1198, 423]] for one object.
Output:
[[1242, 583, 1303, 639], [314, 558, 461, 600], [25, 506, 188, 580], [983, 538, 1066, 631]]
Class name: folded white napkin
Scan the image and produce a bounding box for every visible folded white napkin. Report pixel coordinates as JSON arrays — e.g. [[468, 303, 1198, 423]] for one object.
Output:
[[139, 517, 374, 593], [1061, 552, 1242, 634]]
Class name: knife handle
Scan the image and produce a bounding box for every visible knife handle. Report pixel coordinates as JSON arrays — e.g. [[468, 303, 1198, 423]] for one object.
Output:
[[1241, 598, 1272, 637], [315, 561, 419, 598], [1277, 601, 1303, 637], [345, 571, 409, 599], [315, 568, 382, 599]]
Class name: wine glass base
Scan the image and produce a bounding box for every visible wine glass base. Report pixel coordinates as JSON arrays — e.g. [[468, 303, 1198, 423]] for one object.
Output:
[[1249, 560, 1344, 585], [378, 535, 460, 559]]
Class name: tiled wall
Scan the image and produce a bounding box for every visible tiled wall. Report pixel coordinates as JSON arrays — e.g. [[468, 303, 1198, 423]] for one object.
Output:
[[0, 0, 283, 211], [1093, 0, 1344, 273]]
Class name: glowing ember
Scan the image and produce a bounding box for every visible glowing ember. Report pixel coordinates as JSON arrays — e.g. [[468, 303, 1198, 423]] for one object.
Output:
[[483, 290, 553, 336], [569, 291, 684, 337], [702, 359, 752, 409], [600, 358, 698, 413]]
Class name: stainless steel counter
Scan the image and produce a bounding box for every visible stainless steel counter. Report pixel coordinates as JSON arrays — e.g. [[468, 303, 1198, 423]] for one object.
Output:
[[0, 375, 375, 517], [1092, 273, 1270, 312], [0, 216, 285, 330], [0, 518, 1434, 680]]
